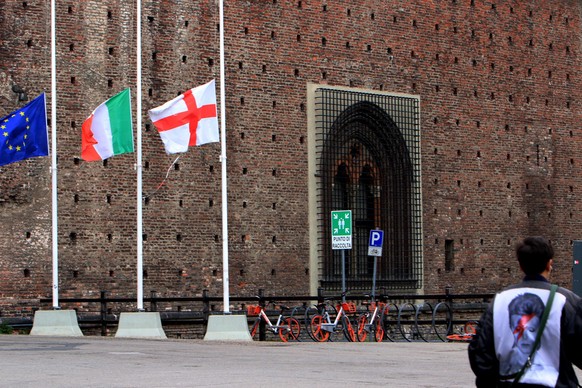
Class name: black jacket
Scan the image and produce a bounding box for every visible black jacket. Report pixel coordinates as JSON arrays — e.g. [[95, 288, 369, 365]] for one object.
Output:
[[468, 279, 582, 387]]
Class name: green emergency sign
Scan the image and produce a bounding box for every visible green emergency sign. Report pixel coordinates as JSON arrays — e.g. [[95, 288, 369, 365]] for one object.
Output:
[[331, 210, 352, 250]]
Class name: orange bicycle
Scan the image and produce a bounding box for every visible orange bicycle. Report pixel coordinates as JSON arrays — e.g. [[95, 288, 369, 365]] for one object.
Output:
[[446, 320, 478, 342], [356, 299, 386, 342], [307, 299, 358, 342], [248, 302, 301, 342]]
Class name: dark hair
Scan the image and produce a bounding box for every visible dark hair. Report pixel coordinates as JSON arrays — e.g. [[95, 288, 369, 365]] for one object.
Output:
[[515, 236, 553, 275]]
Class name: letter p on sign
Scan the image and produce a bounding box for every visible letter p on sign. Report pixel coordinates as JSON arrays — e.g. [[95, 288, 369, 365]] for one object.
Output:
[[368, 230, 384, 256]]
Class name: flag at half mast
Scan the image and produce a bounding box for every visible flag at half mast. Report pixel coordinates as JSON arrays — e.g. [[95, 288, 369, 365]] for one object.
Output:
[[148, 80, 219, 154], [0, 93, 49, 167], [81, 88, 134, 161]]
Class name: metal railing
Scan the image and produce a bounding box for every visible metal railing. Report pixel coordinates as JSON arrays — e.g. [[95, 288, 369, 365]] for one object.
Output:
[[0, 288, 494, 340]]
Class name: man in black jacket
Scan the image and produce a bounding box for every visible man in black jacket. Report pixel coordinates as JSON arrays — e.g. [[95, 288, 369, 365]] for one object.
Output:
[[468, 236, 582, 387]]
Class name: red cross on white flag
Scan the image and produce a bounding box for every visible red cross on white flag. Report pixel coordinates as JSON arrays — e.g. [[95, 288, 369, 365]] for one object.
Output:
[[148, 80, 219, 154]]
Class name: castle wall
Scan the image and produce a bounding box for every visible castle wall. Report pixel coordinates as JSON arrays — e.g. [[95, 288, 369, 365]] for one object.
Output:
[[0, 0, 581, 315]]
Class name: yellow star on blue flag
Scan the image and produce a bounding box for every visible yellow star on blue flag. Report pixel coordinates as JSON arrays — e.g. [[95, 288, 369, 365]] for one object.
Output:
[[0, 93, 49, 167]]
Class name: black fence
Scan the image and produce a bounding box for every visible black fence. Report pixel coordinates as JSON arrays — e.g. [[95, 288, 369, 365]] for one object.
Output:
[[2, 288, 495, 340]]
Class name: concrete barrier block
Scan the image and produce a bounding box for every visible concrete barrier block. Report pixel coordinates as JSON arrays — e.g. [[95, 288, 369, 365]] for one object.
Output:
[[115, 312, 167, 339], [203, 314, 252, 341], [30, 310, 83, 337]]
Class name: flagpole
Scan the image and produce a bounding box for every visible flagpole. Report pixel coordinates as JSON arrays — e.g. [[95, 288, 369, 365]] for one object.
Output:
[[50, 0, 59, 309], [219, 0, 230, 314], [136, 0, 144, 311]]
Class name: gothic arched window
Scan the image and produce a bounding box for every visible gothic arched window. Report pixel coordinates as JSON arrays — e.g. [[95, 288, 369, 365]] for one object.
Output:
[[312, 88, 422, 293]]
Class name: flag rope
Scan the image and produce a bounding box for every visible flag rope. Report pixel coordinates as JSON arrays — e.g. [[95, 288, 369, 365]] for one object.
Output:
[[143, 156, 181, 200]]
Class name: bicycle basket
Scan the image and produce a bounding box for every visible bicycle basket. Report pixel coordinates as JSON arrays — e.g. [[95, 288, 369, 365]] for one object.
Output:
[[339, 302, 357, 314], [246, 305, 262, 316]]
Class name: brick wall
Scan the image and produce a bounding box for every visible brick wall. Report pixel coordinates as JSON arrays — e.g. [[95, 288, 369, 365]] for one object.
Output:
[[0, 0, 581, 316]]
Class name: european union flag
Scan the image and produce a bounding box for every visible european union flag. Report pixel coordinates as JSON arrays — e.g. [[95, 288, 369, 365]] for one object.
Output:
[[0, 93, 49, 167]]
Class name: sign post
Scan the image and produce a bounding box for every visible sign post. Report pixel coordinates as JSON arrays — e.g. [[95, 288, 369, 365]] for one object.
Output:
[[332, 210, 352, 302], [367, 230, 384, 300]]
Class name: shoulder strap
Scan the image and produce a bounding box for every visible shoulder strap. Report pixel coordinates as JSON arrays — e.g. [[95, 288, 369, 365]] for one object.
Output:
[[511, 284, 558, 385]]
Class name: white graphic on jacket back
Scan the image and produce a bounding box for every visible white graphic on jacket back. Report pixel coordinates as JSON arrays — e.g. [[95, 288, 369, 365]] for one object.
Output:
[[500, 293, 544, 376], [494, 287, 565, 387]]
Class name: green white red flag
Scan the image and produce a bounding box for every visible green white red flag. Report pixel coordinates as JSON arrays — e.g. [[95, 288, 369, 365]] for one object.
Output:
[[81, 88, 134, 161]]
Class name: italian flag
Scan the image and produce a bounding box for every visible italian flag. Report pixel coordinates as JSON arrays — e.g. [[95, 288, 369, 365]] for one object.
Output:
[[81, 88, 134, 161]]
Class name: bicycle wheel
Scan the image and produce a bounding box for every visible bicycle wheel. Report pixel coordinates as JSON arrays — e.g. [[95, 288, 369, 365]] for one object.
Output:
[[304, 305, 320, 341], [432, 302, 453, 342], [289, 306, 303, 321], [278, 317, 301, 342], [398, 303, 417, 342], [374, 317, 385, 342], [309, 314, 330, 342], [341, 315, 357, 342], [464, 320, 478, 335], [356, 313, 369, 342], [446, 320, 478, 342], [381, 303, 399, 342], [250, 318, 260, 339], [415, 303, 434, 342], [316, 303, 342, 342], [288, 306, 305, 341]]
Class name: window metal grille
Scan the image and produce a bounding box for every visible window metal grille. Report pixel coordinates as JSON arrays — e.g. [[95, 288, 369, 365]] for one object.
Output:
[[314, 87, 422, 292]]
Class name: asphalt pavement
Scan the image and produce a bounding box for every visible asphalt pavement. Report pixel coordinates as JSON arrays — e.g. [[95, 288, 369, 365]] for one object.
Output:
[[0, 335, 476, 387]]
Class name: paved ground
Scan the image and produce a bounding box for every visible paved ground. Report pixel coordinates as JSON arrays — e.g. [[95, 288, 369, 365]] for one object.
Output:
[[3, 335, 581, 387], [0, 335, 475, 387]]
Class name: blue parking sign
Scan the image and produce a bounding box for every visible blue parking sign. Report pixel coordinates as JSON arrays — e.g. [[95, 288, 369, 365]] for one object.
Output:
[[368, 230, 384, 256]]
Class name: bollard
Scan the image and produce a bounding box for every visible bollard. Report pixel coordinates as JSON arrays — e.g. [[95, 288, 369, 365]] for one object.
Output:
[[258, 288, 266, 341], [100, 290, 107, 336], [150, 290, 158, 312], [202, 289, 210, 324]]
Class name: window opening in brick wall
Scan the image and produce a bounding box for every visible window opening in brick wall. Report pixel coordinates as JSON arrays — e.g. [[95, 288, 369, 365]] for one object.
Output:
[[314, 88, 422, 291]]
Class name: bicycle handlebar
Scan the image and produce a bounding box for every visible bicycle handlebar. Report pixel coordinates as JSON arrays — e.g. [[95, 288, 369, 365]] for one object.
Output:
[[253, 298, 292, 312]]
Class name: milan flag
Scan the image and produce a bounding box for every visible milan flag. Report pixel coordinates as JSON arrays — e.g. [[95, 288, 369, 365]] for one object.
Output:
[[148, 80, 219, 154]]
